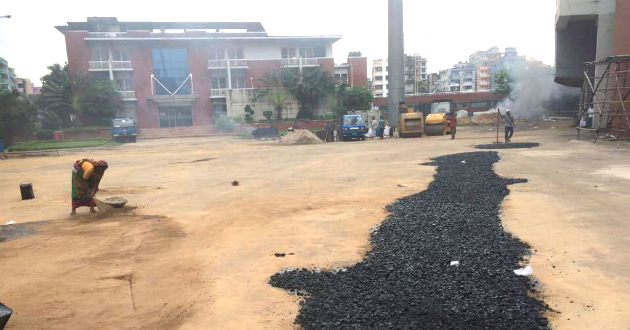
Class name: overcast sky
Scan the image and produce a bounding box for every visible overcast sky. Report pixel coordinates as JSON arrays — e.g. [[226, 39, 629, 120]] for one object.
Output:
[[0, 0, 556, 84]]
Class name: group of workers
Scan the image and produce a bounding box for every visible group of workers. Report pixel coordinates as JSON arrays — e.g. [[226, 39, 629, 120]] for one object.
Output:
[[368, 117, 390, 139]]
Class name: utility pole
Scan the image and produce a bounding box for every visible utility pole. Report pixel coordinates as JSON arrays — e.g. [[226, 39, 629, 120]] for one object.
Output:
[[388, 0, 404, 128]]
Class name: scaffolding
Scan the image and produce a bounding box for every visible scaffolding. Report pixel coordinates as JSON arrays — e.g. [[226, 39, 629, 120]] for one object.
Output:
[[577, 55, 630, 141]]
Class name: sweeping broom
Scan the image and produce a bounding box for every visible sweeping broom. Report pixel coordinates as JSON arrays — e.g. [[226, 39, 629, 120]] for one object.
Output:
[[94, 197, 113, 214]]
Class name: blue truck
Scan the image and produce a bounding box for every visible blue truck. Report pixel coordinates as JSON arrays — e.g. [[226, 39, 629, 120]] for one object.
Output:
[[111, 118, 137, 143], [339, 115, 366, 141]]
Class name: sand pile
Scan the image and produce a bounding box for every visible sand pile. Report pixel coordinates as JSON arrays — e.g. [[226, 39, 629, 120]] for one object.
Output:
[[280, 129, 323, 146], [472, 113, 499, 125]]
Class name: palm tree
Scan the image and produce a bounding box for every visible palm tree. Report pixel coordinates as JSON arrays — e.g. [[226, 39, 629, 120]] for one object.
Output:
[[259, 70, 287, 120], [41, 64, 85, 127]]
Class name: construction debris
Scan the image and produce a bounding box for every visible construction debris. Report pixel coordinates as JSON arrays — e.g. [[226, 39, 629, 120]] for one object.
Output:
[[270, 152, 549, 330], [279, 130, 323, 146], [475, 143, 540, 150]]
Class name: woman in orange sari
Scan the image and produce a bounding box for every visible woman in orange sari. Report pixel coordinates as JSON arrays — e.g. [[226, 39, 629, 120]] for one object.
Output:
[[71, 159, 108, 215]]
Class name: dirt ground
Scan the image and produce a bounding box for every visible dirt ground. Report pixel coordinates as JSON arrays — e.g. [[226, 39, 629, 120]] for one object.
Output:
[[1, 125, 629, 330]]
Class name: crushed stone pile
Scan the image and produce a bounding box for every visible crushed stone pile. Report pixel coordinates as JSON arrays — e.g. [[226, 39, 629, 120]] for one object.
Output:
[[279, 129, 323, 146], [475, 143, 541, 150], [270, 151, 550, 330]]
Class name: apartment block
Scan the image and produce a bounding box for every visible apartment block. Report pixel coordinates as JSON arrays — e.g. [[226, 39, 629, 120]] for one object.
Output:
[[490, 47, 526, 90], [17, 78, 33, 94], [469, 47, 501, 92], [56, 17, 352, 137], [372, 54, 427, 97], [449, 62, 476, 93], [0, 57, 18, 91], [334, 57, 369, 87]]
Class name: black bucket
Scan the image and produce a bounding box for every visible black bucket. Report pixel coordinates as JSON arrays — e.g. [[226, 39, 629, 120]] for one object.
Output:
[[0, 303, 13, 330], [20, 182, 35, 200]]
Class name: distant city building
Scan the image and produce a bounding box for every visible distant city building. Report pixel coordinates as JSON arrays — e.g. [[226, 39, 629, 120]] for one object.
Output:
[[490, 47, 526, 90], [372, 54, 427, 97], [31, 86, 42, 95], [449, 62, 476, 93], [17, 78, 33, 94], [426, 73, 440, 93], [469, 47, 501, 92], [0, 57, 18, 91]]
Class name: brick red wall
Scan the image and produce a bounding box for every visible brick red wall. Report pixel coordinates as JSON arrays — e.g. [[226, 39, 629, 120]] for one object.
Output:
[[129, 43, 156, 129], [347, 57, 368, 87], [373, 92, 507, 107], [248, 60, 282, 88], [318, 58, 335, 75], [188, 42, 213, 126], [64, 32, 90, 77]]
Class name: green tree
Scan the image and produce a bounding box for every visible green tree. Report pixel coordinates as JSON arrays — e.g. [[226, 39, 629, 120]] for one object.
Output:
[[348, 51, 362, 57], [258, 70, 288, 120], [493, 70, 512, 94], [417, 81, 429, 94], [283, 67, 336, 119], [41, 64, 122, 126], [0, 90, 37, 145], [77, 79, 122, 125], [342, 86, 374, 111]]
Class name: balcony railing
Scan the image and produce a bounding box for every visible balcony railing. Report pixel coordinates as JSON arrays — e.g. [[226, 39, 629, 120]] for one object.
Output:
[[210, 89, 228, 98], [208, 59, 248, 69], [281, 57, 319, 68], [117, 91, 136, 99], [89, 61, 133, 71]]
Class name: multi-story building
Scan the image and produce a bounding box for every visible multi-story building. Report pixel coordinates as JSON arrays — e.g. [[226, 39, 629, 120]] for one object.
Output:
[[372, 59, 388, 98], [17, 78, 33, 94], [334, 56, 368, 87], [436, 69, 451, 92], [372, 54, 428, 97], [449, 62, 476, 93], [56, 17, 359, 137], [0, 57, 18, 91], [469, 47, 501, 92], [426, 73, 440, 93], [490, 47, 526, 90]]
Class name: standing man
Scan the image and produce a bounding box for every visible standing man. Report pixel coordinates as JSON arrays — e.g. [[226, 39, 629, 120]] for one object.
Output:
[[377, 116, 385, 139], [498, 108, 516, 143], [449, 113, 457, 140]]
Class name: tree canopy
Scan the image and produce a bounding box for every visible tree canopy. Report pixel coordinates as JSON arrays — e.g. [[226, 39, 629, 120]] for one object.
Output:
[[493, 71, 512, 94], [0, 90, 37, 144], [342, 86, 374, 111], [282, 67, 336, 119], [41, 64, 122, 126]]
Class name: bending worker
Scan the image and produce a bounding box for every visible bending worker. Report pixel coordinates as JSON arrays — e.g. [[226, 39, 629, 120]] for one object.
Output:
[[498, 108, 516, 143], [71, 159, 108, 215]]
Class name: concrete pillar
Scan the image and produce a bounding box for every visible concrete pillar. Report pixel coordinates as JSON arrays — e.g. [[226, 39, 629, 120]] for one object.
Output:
[[388, 0, 404, 127]]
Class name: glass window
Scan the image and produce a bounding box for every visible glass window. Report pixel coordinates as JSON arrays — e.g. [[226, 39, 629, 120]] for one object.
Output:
[[91, 48, 107, 61], [210, 47, 225, 60], [159, 106, 193, 128], [281, 48, 295, 59], [231, 76, 247, 89], [115, 78, 133, 91], [212, 77, 227, 89], [375, 67, 383, 72], [112, 49, 129, 61], [227, 48, 244, 59], [299, 47, 314, 58], [152, 48, 190, 95], [314, 45, 326, 58], [375, 76, 383, 81]]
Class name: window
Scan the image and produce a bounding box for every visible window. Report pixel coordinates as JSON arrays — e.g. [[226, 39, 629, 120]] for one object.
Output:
[[112, 49, 129, 61], [152, 48, 190, 95], [159, 106, 193, 128], [212, 77, 227, 89], [210, 47, 225, 60], [91, 48, 108, 61], [281, 48, 296, 59], [231, 76, 247, 89], [375, 67, 383, 72], [375, 76, 383, 81], [227, 48, 244, 59], [115, 78, 133, 91], [299, 46, 315, 58]]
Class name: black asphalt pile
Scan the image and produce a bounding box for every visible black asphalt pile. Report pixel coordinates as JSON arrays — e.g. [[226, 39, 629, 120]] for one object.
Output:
[[270, 151, 550, 330], [475, 143, 540, 150]]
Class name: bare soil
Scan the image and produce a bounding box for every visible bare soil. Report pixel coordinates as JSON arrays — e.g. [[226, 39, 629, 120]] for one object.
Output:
[[1, 124, 629, 330]]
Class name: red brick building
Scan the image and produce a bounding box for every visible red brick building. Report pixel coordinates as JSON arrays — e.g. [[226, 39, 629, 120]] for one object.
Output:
[[56, 17, 367, 137]]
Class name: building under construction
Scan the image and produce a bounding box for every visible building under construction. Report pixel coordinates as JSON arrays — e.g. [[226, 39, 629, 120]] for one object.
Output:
[[555, 0, 630, 139]]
